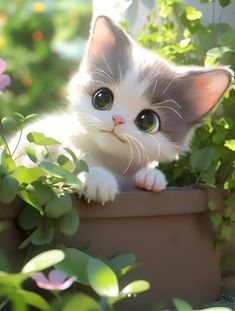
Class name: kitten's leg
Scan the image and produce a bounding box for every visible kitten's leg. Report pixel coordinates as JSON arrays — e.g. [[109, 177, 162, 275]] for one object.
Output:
[[134, 167, 167, 192], [78, 167, 119, 204]]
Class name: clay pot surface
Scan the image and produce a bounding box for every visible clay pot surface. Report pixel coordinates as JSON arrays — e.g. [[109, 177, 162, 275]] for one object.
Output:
[[0, 186, 224, 310]]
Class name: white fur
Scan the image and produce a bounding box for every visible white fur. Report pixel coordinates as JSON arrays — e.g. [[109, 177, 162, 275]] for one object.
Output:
[[134, 167, 167, 192]]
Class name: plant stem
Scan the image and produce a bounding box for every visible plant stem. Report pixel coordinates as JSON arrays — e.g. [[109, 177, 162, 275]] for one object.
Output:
[[0, 298, 9, 310], [0, 132, 11, 156], [11, 127, 23, 157]]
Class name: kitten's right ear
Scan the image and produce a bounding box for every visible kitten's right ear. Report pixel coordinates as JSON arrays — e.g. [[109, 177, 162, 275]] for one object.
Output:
[[87, 15, 131, 62]]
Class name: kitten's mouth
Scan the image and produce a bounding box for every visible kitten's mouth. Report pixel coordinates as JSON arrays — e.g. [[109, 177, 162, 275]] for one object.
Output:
[[100, 129, 125, 143]]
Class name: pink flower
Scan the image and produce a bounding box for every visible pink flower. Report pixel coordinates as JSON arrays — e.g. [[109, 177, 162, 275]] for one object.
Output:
[[31, 270, 76, 291], [0, 58, 11, 91]]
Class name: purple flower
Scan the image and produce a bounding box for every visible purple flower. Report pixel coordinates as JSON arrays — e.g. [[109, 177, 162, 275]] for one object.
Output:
[[31, 270, 76, 291], [0, 58, 11, 91]]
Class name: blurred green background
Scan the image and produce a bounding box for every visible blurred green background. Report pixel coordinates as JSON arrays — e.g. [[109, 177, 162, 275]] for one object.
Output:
[[0, 0, 92, 117]]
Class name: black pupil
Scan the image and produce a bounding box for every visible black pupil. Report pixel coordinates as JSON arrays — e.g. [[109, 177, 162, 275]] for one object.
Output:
[[93, 89, 112, 109], [137, 110, 157, 132]]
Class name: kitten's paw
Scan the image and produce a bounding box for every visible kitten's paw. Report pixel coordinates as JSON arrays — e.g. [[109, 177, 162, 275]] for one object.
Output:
[[78, 167, 119, 204], [134, 168, 167, 192]]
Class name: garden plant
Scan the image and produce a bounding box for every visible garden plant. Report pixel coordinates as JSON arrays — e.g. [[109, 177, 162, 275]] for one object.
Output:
[[0, 0, 235, 310]]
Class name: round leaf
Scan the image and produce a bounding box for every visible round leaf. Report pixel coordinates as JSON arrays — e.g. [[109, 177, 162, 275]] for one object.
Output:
[[62, 293, 102, 311], [173, 298, 192, 311], [1, 117, 19, 132], [87, 257, 119, 297], [22, 250, 65, 273], [122, 280, 150, 295], [45, 193, 72, 219], [18, 205, 41, 230], [58, 208, 79, 236], [0, 175, 19, 203], [55, 248, 90, 285], [31, 225, 55, 246]]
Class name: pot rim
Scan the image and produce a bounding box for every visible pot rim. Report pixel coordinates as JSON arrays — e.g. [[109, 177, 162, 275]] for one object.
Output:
[[0, 185, 225, 220]]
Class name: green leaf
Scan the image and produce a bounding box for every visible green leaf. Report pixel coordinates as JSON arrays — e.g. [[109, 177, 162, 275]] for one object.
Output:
[[55, 248, 90, 285], [160, 4, 172, 18], [27, 181, 54, 206], [185, 6, 202, 20], [210, 213, 223, 228], [0, 175, 19, 203], [39, 161, 83, 189], [1, 117, 19, 132], [110, 254, 136, 276], [45, 193, 72, 219], [24, 114, 38, 122], [0, 271, 29, 287], [62, 293, 102, 311], [18, 205, 41, 230], [191, 147, 222, 172], [58, 208, 79, 236], [224, 140, 235, 151], [122, 280, 150, 295], [25, 147, 38, 163], [205, 46, 232, 66], [173, 298, 193, 311], [19, 190, 43, 214], [11, 166, 45, 185], [27, 132, 61, 146], [22, 249, 65, 273], [31, 225, 55, 246], [12, 112, 25, 123], [0, 150, 16, 173], [64, 147, 89, 172], [219, 0, 231, 7], [57, 155, 74, 171], [19, 289, 51, 311], [208, 201, 217, 211], [87, 257, 119, 297], [221, 225, 232, 240], [179, 38, 191, 48]]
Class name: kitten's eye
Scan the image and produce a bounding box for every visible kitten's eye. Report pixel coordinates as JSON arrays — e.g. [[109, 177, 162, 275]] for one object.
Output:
[[92, 88, 113, 110], [135, 109, 160, 133]]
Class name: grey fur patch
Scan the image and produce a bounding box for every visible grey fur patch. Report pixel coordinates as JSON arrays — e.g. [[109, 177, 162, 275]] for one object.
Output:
[[85, 16, 133, 95]]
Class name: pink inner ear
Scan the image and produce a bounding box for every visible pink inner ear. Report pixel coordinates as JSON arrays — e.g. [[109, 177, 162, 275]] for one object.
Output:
[[89, 17, 116, 58], [192, 70, 230, 117]]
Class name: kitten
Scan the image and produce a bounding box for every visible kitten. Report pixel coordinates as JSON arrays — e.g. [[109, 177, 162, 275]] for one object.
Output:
[[11, 15, 232, 204]]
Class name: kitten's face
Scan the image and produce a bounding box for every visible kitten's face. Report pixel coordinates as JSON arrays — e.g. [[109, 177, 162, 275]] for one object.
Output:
[[68, 16, 232, 169]]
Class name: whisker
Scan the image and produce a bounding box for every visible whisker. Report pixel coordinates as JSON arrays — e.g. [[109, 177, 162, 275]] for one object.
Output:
[[155, 106, 182, 119], [103, 55, 114, 80], [128, 132, 151, 164], [89, 70, 113, 85], [157, 99, 182, 109], [124, 134, 141, 165], [143, 132, 161, 160], [152, 79, 158, 96], [122, 134, 134, 175], [162, 78, 176, 95]]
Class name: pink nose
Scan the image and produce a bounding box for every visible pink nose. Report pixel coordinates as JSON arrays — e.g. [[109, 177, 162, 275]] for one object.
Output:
[[112, 114, 125, 126]]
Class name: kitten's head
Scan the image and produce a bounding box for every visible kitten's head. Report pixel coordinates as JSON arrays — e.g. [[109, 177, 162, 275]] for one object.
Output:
[[68, 16, 232, 169]]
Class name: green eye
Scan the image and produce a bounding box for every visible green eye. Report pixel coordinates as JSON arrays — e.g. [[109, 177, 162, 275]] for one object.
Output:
[[135, 109, 160, 133], [92, 88, 113, 110]]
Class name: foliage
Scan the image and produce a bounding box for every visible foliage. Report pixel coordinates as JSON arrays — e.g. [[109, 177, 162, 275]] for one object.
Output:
[[0, 0, 91, 117], [0, 89, 150, 309], [138, 0, 235, 248]]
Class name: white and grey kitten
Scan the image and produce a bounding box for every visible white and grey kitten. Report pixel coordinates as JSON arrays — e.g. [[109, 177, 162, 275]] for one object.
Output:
[[12, 16, 232, 204]]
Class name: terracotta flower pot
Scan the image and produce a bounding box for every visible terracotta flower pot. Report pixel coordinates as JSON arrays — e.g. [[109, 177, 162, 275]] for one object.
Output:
[[0, 186, 224, 310]]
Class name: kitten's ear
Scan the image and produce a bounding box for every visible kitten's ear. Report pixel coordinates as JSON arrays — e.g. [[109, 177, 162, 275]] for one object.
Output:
[[88, 15, 131, 61], [174, 68, 232, 124]]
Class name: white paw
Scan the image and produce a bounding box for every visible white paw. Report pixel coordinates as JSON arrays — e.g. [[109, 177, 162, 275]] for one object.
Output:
[[78, 167, 119, 204], [134, 168, 167, 192]]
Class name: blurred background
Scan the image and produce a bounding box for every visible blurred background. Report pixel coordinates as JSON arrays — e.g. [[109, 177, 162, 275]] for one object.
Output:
[[0, 0, 92, 117]]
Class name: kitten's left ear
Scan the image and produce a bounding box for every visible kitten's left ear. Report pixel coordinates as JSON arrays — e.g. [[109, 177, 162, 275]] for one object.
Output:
[[174, 68, 233, 124], [87, 15, 131, 62]]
